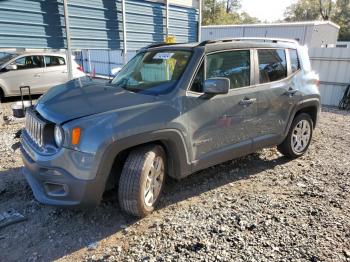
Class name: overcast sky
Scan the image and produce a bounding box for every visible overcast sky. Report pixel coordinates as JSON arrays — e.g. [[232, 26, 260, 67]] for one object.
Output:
[[240, 0, 294, 22]]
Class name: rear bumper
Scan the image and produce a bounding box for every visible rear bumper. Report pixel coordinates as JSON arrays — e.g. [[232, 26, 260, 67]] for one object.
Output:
[[21, 146, 104, 208]]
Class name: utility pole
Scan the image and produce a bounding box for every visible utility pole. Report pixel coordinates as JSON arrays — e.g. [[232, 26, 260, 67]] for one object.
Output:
[[165, 0, 169, 38], [198, 0, 202, 42], [63, 0, 73, 80], [122, 0, 128, 65]]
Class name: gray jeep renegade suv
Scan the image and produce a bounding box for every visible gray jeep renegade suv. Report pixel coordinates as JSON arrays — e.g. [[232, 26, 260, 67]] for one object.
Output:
[[21, 38, 320, 217]]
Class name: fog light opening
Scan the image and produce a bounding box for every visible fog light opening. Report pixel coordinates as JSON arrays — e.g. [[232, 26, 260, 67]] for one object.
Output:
[[44, 183, 68, 197]]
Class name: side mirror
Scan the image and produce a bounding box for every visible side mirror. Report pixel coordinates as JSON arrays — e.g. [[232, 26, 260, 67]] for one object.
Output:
[[6, 64, 17, 71], [203, 77, 230, 95], [111, 67, 121, 76]]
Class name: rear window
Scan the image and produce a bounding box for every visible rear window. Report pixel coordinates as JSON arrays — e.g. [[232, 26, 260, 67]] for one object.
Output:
[[289, 49, 300, 73], [258, 49, 287, 84], [45, 56, 65, 67]]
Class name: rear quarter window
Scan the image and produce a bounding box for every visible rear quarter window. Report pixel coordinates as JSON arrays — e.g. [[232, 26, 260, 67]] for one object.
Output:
[[258, 49, 287, 84], [289, 49, 300, 73], [298, 46, 311, 72]]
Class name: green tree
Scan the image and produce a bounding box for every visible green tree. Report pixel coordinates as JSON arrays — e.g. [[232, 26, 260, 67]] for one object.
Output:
[[319, 0, 334, 20], [202, 0, 259, 25], [240, 11, 260, 24], [332, 0, 350, 40], [225, 0, 241, 13], [283, 0, 350, 40], [284, 0, 326, 21], [202, 0, 225, 25]]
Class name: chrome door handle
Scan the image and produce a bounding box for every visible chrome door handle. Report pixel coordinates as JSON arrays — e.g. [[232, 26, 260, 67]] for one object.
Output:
[[239, 97, 257, 106], [34, 74, 41, 77]]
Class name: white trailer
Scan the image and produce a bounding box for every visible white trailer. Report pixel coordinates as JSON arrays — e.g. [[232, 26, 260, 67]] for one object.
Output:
[[202, 21, 340, 47]]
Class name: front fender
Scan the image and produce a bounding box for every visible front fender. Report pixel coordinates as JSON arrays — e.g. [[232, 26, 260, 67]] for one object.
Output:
[[0, 81, 8, 97], [95, 129, 192, 181], [71, 128, 192, 206]]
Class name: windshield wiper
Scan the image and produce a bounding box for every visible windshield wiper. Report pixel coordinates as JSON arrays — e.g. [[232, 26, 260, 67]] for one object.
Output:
[[123, 87, 143, 93]]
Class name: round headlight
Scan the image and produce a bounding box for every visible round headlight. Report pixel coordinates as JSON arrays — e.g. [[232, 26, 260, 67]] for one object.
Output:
[[54, 125, 64, 147]]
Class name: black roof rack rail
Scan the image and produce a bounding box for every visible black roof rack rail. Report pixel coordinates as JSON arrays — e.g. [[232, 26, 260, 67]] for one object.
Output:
[[140, 42, 181, 50], [198, 37, 299, 46], [143, 42, 169, 49]]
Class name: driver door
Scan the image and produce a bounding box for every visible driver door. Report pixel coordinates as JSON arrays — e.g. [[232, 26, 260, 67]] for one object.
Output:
[[184, 49, 258, 169]]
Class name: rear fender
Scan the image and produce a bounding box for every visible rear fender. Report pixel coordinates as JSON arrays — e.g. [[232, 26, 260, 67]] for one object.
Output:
[[284, 98, 320, 138]]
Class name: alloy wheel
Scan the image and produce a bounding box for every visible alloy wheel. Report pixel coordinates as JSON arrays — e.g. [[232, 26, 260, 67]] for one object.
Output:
[[144, 156, 164, 207], [291, 119, 311, 154]]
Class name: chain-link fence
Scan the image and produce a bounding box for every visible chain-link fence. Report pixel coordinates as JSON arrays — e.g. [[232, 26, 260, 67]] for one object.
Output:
[[73, 49, 137, 79]]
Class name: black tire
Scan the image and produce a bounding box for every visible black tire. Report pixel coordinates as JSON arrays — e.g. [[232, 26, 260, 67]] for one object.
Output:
[[0, 88, 4, 102], [277, 113, 313, 158], [118, 145, 166, 217]]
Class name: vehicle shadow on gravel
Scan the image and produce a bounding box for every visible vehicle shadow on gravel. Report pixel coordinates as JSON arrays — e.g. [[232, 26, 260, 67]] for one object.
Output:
[[0, 150, 291, 261], [158, 151, 291, 209], [0, 165, 139, 261]]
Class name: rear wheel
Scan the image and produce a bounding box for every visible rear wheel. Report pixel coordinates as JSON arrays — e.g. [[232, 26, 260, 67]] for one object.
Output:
[[277, 113, 313, 158], [118, 145, 166, 217], [0, 88, 4, 102]]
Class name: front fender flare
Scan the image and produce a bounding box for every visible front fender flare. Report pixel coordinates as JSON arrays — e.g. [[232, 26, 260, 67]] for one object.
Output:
[[90, 129, 192, 205]]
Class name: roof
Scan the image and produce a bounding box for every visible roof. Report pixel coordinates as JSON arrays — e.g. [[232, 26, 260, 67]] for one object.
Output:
[[202, 21, 340, 29], [145, 38, 299, 52], [203, 41, 297, 53], [7, 51, 66, 56]]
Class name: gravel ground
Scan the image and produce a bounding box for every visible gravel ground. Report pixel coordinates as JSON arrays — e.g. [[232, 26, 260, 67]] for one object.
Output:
[[0, 104, 349, 262]]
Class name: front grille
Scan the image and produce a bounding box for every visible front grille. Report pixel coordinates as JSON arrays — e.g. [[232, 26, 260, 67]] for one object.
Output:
[[25, 110, 46, 147]]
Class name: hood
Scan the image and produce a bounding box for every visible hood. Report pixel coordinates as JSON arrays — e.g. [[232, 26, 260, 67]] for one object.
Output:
[[35, 77, 157, 124]]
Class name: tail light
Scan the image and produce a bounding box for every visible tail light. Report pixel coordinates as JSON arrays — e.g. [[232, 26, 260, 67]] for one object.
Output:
[[316, 79, 320, 90], [77, 66, 84, 72]]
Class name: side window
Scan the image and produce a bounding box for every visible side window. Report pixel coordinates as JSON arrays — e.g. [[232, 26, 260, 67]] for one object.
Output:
[[190, 62, 204, 92], [206, 50, 250, 89], [258, 49, 287, 84], [15, 56, 44, 70], [45, 56, 66, 67], [289, 49, 300, 73]]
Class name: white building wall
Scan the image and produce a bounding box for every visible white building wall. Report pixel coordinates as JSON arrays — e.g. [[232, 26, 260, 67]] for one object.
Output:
[[170, 0, 199, 8], [153, 0, 199, 8], [201, 22, 339, 47], [309, 47, 350, 106], [311, 23, 340, 47]]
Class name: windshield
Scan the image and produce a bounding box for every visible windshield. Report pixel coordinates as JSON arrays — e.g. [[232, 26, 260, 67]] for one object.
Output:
[[111, 50, 192, 95], [0, 53, 17, 65]]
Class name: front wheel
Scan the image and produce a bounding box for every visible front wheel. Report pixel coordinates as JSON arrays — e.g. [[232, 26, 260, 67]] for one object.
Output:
[[277, 113, 313, 158], [118, 145, 166, 217]]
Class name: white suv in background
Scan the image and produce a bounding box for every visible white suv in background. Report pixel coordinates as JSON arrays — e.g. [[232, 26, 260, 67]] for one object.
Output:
[[0, 51, 85, 99]]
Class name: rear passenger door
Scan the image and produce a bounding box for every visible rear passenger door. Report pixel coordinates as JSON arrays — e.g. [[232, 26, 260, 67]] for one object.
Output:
[[253, 48, 300, 149], [1, 55, 45, 95], [40, 55, 68, 93]]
